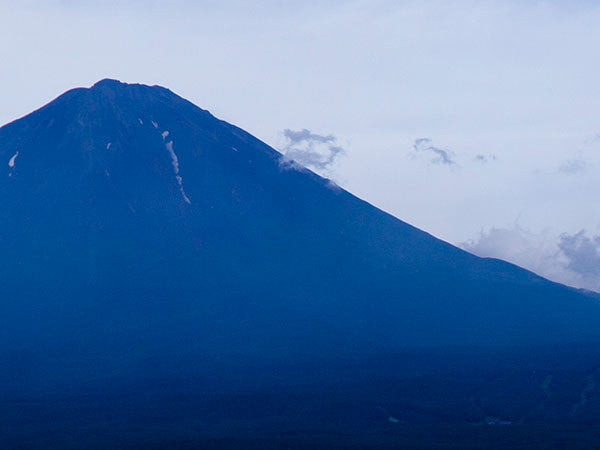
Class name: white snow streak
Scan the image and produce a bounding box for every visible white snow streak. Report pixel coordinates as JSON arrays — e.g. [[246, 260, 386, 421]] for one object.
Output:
[[152, 121, 159, 129], [162, 131, 170, 139], [180, 189, 191, 205], [8, 152, 19, 168], [165, 140, 191, 204], [165, 141, 179, 173], [138, 118, 144, 125], [106, 142, 112, 150]]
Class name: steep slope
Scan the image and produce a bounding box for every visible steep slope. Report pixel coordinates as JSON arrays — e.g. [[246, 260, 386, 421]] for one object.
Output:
[[2, 79, 600, 447], [1, 79, 598, 357]]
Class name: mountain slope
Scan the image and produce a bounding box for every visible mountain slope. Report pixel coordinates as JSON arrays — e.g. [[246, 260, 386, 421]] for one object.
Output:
[[1, 80, 600, 447], [1, 79, 598, 354]]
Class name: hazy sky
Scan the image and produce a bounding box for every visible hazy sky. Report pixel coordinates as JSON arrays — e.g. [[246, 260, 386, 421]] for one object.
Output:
[[1, 0, 600, 290]]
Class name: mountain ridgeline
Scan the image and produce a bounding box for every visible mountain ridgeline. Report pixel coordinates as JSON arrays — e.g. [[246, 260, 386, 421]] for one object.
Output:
[[2, 80, 600, 447]]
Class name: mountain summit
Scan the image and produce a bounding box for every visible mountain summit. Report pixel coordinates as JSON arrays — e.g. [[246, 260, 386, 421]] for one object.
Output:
[[2, 80, 600, 447]]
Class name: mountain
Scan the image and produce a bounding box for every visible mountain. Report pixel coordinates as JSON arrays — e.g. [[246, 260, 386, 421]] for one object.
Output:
[[2, 79, 600, 448]]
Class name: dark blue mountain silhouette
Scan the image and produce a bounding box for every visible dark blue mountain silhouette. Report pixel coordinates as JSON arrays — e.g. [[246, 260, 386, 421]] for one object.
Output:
[[2, 80, 600, 448]]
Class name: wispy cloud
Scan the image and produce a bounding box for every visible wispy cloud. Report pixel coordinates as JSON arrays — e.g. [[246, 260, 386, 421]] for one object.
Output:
[[584, 133, 600, 145], [558, 159, 587, 174], [412, 138, 456, 166], [474, 154, 496, 163], [280, 128, 344, 172]]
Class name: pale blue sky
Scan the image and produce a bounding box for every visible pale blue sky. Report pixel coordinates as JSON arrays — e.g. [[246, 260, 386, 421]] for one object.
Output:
[[1, 0, 599, 289]]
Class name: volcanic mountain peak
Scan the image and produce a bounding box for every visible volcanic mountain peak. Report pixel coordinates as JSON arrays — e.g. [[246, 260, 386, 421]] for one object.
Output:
[[4, 81, 600, 449], [89, 77, 174, 97], [1, 79, 277, 209], [92, 77, 168, 91], [92, 77, 128, 87], [1, 79, 600, 359]]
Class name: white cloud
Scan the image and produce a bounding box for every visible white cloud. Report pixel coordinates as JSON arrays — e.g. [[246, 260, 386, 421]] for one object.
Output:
[[462, 226, 600, 292], [280, 128, 344, 173], [558, 231, 600, 281]]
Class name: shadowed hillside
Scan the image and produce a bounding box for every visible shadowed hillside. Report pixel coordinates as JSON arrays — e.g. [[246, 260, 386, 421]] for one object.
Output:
[[1, 80, 600, 448]]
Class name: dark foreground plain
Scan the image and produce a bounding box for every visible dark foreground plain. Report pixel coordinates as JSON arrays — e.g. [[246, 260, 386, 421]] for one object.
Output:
[[1, 80, 600, 448], [3, 346, 600, 448]]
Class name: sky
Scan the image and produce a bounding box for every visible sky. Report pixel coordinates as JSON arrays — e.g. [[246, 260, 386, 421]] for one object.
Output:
[[1, 0, 599, 291]]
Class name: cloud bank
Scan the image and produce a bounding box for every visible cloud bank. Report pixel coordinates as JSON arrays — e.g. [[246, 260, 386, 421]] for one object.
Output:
[[558, 231, 600, 281], [462, 226, 600, 292]]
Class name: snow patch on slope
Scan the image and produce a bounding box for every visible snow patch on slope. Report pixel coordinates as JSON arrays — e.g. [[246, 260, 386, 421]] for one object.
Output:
[[8, 152, 19, 168]]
